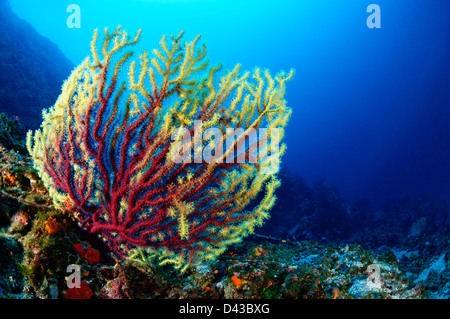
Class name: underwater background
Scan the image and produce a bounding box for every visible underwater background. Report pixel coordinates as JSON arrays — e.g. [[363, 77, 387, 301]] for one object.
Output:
[[6, 0, 450, 207], [0, 0, 449, 300]]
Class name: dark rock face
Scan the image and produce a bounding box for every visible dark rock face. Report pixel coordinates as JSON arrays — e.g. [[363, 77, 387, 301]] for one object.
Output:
[[0, 0, 73, 130]]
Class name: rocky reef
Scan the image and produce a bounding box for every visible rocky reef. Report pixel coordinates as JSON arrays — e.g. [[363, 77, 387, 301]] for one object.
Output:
[[0, 0, 73, 130], [0, 113, 448, 299]]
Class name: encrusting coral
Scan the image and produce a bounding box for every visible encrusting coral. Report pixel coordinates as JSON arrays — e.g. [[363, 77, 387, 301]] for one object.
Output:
[[26, 26, 294, 272]]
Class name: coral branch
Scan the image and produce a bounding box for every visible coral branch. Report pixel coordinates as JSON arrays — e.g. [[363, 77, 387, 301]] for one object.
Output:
[[27, 27, 294, 272]]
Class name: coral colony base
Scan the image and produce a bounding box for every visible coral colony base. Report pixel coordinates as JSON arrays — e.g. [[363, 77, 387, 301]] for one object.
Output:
[[26, 26, 294, 272]]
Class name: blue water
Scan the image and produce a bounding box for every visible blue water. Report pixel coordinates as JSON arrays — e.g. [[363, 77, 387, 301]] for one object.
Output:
[[9, 0, 450, 207]]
